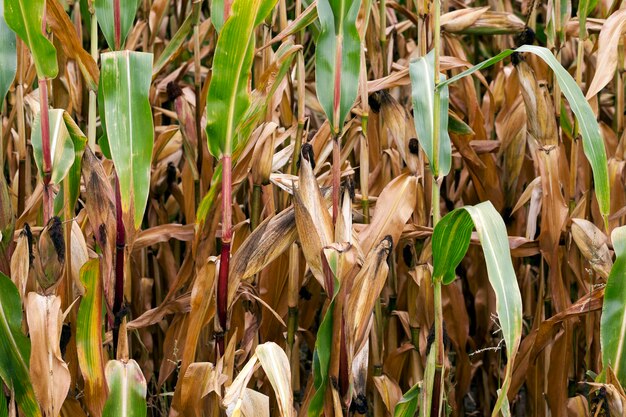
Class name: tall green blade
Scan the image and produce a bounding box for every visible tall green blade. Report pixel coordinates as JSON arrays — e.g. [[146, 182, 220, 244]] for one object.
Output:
[[516, 45, 609, 220], [314, 0, 361, 133], [53, 113, 88, 215], [601, 226, 626, 386], [409, 51, 452, 176], [437, 45, 609, 218], [205, 0, 278, 158], [432, 202, 522, 417], [0, 0, 16, 111], [76, 260, 107, 417], [100, 51, 154, 230], [31, 109, 75, 185], [95, 0, 141, 50], [3, 0, 57, 79], [210, 0, 225, 33], [0, 273, 41, 417], [102, 360, 147, 417]]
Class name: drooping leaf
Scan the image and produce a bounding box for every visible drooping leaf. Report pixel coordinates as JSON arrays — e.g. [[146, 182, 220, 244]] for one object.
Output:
[[102, 360, 147, 417], [431, 201, 523, 417], [46, 0, 99, 91], [95, 0, 141, 50], [601, 226, 626, 386], [3, 0, 57, 79], [24, 293, 70, 417], [0, 273, 41, 417], [53, 114, 88, 215], [205, 0, 278, 158], [31, 109, 75, 186], [76, 259, 108, 417], [437, 45, 610, 218], [393, 381, 420, 417], [409, 50, 452, 176], [100, 51, 154, 230], [315, 0, 361, 133], [0, 0, 16, 110]]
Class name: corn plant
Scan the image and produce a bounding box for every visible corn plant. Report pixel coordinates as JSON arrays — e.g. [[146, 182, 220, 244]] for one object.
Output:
[[0, 0, 626, 416]]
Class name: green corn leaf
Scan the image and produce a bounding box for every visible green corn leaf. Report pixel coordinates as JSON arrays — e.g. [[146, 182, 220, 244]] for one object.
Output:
[[409, 50, 452, 177], [102, 359, 147, 417], [315, 0, 361, 134], [205, 0, 278, 158], [393, 379, 420, 417], [55, 113, 88, 215], [601, 226, 626, 386], [437, 45, 610, 219], [31, 109, 75, 185], [0, 0, 16, 111], [0, 273, 41, 417], [211, 0, 225, 33], [152, 0, 201, 76], [431, 201, 522, 417], [3, 0, 57, 79], [95, 0, 141, 50], [76, 259, 108, 417], [100, 51, 154, 230]]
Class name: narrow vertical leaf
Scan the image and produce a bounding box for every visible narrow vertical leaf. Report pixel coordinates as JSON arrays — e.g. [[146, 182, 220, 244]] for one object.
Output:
[[601, 226, 626, 386], [315, 0, 361, 132], [431, 201, 523, 417], [0, 0, 16, 110], [0, 273, 41, 417], [94, 0, 141, 50], [3, 0, 57, 79], [101, 51, 154, 230], [76, 259, 108, 417], [102, 360, 147, 417], [409, 51, 452, 176], [205, 0, 277, 158]]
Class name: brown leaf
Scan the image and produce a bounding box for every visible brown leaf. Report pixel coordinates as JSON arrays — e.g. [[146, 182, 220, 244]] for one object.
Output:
[[132, 224, 195, 250], [46, 0, 99, 91], [570, 218, 612, 278], [25, 293, 71, 417]]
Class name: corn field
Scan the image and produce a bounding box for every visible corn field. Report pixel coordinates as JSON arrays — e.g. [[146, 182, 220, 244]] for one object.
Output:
[[0, 0, 625, 416]]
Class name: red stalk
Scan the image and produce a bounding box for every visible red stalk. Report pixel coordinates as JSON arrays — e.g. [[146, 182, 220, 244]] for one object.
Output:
[[216, 155, 232, 355], [112, 175, 125, 355], [39, 79, 52, 223], [113, 0, 121, 49]]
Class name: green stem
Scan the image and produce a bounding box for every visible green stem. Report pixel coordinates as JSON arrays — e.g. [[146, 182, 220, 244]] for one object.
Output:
[[250, 184, 262, 230]]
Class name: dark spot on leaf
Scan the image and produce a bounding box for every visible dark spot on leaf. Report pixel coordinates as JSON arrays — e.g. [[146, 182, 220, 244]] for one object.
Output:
[[515, 26, 535, 47], [350, 393, 368, 414], [60, 323, 71, 357], [99, 223, 108, 246], [409, 138, 420, 155], [23, 223, 34, 265], [300, 143, 315, 169], [299, 286, 312, 300], [368, 91, 382, 113], [48, 217, 65, 263]]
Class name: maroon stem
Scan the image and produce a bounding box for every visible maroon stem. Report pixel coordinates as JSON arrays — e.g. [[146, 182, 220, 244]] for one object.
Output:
[[216, 155, 232, 355], [113, 175, 125, 355], [39, 79, 52, 223], [113, 0, 121, 49], [332, 135, 340, 224]]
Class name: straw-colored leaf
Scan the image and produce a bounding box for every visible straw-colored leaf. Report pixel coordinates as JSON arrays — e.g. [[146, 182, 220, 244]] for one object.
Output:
[[571, 218, 613, 279], [25, 292, 70, 417], [256, 342, 295, 417], [586, 9, 626, 99]]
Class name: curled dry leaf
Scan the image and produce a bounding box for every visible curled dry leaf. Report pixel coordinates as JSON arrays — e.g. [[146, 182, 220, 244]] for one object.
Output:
[[10, 228, 30, 300], [359, 173, 417, 255], [256, 342, 295, 417], [345, 237, 392, 357], [586, 9, 626, 99], [441, 6, 490, 32], [294, 158, 334, 289], [81, 148, 116, 309], [570, 218, 612, 278], [25, 293, 70, 417]]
